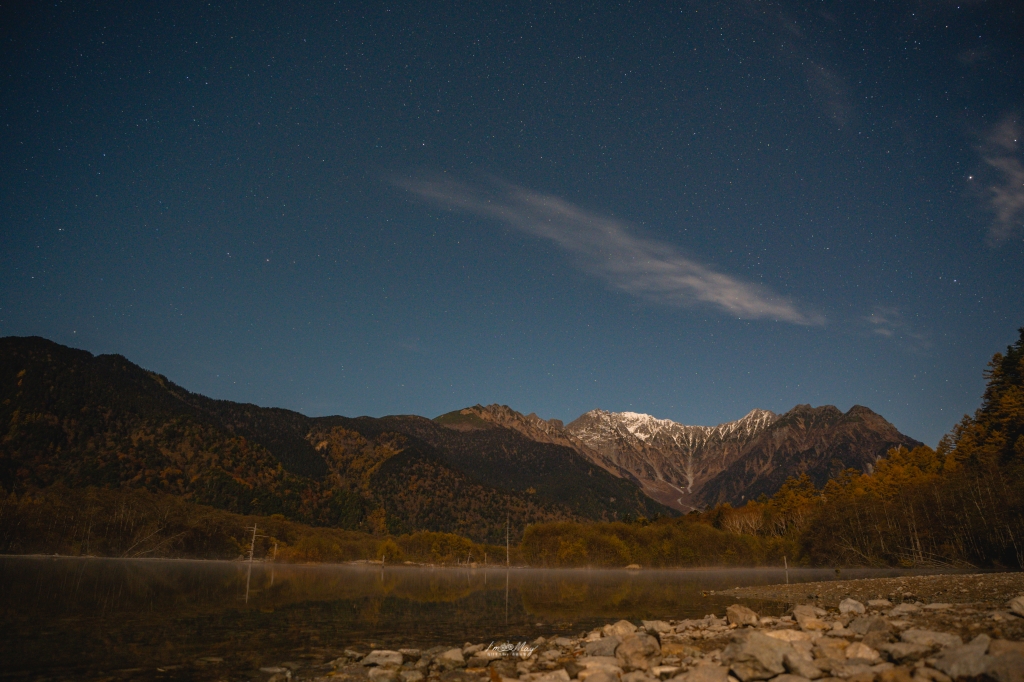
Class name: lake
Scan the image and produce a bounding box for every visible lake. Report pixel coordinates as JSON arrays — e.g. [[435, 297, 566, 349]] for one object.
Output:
[[0, 556, 933, 680]]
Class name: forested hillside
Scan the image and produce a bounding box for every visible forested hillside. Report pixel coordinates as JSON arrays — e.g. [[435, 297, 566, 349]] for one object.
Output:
[[0, 336, 667, 543], [701, 327, 1024, 569]]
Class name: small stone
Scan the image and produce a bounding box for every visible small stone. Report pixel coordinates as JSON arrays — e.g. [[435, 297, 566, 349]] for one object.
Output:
[[720, 631, 793, 681], [773, 676, 812, 682], [1007, 596, 1024, 618], [766, 630, 817, 643], [986, 652, 1024, 682], [727, 605, 760, 627], [439, 672, 482, 682], [899, 630, 961, 650], [584, 673, 622, 682], [882, 643, 931, 663], [877, 668, 914, 682], [888, 604, 920, 618], [812, 637, 850, 661], [849, 617, 890, 637], [363, 651, 404, 667], [621, 672, 653, 682], [671, 663, 730, 682], [991, 641, 1024, 657], [652, 665, 680, 678], [261, 668, 288, 674], [644, 620, 673, 634], [369, 669, 399, 682], [437, 649, 467, 669], [399, 671, 424, 682], [661, 641, 702, 658], [830, 662, 875, 680], [840, 600, 866, 616], [586, 637, 622, 658], [606, 620, 640, 638], [522, 671, 571, 682], [912, 667, 951, 682], [845, 643, 881, 664], [921, 604, 950, 611], [617, 634, 661, 671], [783, 652, 822, 680], [868, 600, 893, 609], [932, 634, 992, 679]]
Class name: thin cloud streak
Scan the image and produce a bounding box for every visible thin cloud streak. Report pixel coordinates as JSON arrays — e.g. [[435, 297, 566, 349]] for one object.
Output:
[[865, 306, 931, 351], [398, 177, 823, 325], [979, 116, 1024, 244]]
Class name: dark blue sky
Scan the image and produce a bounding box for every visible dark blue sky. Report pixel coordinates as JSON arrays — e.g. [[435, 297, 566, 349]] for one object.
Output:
[[2, 1, 1022, 445]]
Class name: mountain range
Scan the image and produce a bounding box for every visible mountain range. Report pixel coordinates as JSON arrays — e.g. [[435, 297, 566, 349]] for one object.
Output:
[[0, 336, 920, 540], [437, 403, 920, 511]]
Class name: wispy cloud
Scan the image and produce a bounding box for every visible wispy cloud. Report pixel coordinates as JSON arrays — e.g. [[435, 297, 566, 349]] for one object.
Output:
[[978, 116, 1024, 244], [805, 62, 852, 129], [865, 306, 930, 350], [397, 177, 823, 325]]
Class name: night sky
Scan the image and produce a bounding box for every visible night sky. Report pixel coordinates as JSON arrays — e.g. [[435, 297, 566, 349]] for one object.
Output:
[[2, 2, 1022, 445]]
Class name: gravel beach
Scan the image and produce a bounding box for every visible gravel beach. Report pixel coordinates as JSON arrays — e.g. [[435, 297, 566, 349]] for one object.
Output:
[[239, 573, 1024, 682]]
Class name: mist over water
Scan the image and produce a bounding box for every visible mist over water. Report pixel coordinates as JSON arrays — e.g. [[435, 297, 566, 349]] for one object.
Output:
[[0, 556, 944, 679]]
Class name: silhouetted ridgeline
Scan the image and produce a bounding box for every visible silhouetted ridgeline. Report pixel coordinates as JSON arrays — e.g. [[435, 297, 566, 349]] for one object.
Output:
[[0, 336, 669, 544]]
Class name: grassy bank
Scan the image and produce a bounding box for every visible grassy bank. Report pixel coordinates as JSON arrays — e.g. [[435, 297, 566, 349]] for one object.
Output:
[[0, 484, 787, 567], [0, 484, 510, 565]]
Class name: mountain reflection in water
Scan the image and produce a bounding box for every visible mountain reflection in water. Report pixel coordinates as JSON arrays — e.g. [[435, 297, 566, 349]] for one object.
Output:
[[0, 557, 921, 680]]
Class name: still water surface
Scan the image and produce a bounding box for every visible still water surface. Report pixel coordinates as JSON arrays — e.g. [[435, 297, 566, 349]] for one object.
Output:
[[0, 556, 930, 679]]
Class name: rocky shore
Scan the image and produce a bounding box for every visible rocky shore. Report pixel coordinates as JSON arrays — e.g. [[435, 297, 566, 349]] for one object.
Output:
[[250, 574, 1024, 682]]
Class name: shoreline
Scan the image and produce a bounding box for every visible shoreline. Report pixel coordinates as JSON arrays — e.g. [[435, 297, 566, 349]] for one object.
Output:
[[4, 569, 1024, 680], [225, 575, 1024, 681], [0, 553, 996, 574]]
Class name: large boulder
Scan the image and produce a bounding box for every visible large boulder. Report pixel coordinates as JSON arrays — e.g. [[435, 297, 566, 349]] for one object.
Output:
[[721, 631, 794, 681]]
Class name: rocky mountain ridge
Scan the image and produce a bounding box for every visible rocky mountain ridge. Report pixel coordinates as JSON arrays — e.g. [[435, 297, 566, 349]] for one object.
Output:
[[442, 403, 920, 512]]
